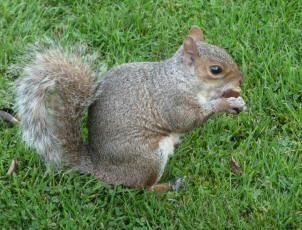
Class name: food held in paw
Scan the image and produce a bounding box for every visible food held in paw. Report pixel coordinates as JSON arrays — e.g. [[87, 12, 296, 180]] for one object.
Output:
[[223, 88, 241, 98]]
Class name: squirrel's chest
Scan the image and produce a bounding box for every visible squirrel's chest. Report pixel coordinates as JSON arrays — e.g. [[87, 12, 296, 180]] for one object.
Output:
[[156, 133, 183, 179]]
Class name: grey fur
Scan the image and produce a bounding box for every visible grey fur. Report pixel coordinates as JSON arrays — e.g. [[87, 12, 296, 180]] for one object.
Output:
[[16, 27, 246, 188]]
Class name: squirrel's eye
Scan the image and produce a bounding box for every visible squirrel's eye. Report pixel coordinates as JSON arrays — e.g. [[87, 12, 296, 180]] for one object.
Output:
[[209, 65, 222, 75]]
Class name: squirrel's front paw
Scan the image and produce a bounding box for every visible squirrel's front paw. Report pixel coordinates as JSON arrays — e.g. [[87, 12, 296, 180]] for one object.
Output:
[[226, 97, 247, 114]]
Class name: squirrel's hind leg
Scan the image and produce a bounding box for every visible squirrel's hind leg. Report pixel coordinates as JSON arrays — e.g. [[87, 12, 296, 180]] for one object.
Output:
[[93, 156, 161, 188]]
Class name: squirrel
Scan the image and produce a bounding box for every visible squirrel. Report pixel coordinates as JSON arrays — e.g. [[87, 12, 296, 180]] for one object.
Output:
[[16, 26, 246, 192]]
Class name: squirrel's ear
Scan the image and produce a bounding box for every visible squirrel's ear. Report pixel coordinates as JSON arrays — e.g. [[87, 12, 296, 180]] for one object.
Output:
[[189, 26, 204, 41], [183, 36, 199, 67]]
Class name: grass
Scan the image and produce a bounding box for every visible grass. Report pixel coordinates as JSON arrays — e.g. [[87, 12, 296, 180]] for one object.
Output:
[[0, 0, 302, 229]]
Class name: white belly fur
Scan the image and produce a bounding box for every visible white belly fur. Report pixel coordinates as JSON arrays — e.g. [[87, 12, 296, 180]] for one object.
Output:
[[156, 133, 182, 181]]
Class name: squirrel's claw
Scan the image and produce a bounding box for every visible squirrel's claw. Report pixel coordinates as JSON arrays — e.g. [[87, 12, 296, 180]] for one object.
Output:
[[171, 176, 186, 191]]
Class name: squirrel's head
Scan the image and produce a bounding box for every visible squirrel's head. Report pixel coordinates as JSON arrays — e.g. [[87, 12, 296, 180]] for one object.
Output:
[[183, 26, 244, 101]]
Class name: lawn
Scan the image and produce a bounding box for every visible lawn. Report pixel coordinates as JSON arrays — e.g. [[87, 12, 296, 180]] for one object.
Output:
[[0, 0, 302, 229]]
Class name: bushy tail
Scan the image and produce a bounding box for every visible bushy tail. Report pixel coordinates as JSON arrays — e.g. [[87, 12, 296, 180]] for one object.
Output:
[[16, 46, 98, 171]]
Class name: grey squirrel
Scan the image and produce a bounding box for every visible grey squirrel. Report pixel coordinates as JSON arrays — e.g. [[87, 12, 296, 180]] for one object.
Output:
[[16, 26, 246, 192]]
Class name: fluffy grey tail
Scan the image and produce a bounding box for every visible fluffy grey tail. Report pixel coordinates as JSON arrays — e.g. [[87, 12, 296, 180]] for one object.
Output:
[[16, 46, 98, 171]]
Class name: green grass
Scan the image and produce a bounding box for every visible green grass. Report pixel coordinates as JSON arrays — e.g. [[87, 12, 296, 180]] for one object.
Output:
[[1, 0, 302, 229]]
